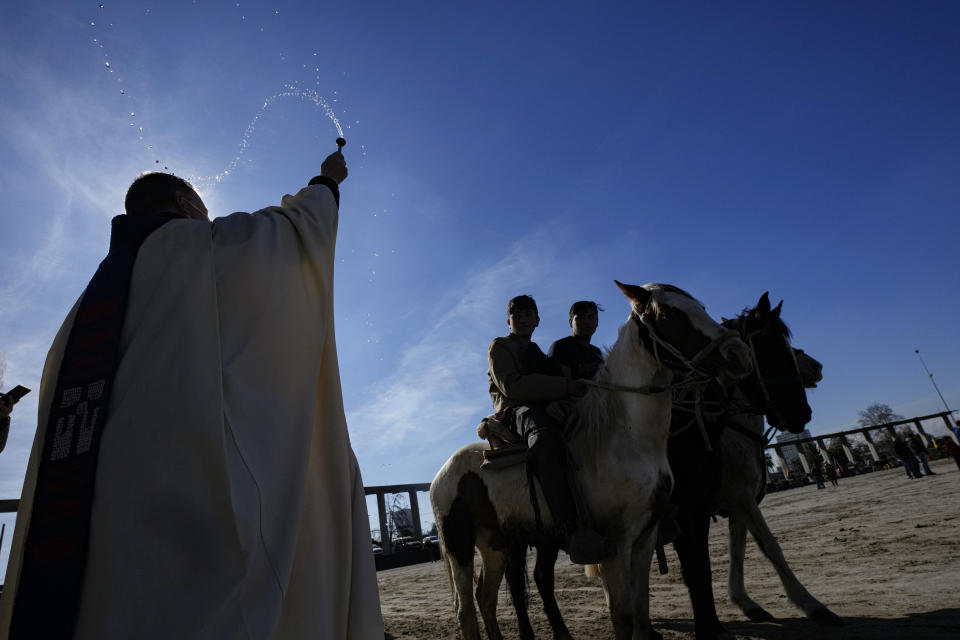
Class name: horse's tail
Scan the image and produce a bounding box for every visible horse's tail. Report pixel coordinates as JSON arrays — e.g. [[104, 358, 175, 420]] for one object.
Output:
[[584, 563, 600, 578], [439, 541, 456, 608]]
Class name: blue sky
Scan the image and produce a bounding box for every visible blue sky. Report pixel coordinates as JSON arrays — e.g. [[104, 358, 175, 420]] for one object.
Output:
[[1, 1, 959, 541]]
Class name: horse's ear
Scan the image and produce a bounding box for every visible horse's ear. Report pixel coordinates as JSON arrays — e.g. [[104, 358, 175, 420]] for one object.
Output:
[[772, 300, 783, 318], [757, 292, 771, 315], [615, 280, 651, 310]]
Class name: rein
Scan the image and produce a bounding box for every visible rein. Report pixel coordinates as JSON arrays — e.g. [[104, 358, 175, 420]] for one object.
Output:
[[636, 311, 742, 452]]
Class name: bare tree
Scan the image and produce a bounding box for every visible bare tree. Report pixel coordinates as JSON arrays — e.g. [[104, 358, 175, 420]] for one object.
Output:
[[857, 403, 903, 427]]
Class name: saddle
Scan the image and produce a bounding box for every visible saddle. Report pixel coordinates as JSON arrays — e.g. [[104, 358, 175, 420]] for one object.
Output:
[[477, 416, 528, 470]]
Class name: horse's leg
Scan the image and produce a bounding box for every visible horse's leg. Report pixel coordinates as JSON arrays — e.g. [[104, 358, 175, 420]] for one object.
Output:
[[598, 551, 635, 640], [628, 531, 662, 640], [673, 508, 732, 640], [505, 541, 536, 640], [741, 500, 843, 626], [476, 544, 508, 640], [533, 541, 573, 640], [727, 513, 774, 621], [450, 553, 483, 640]]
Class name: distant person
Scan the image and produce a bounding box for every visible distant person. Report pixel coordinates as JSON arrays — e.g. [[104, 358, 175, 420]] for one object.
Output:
[[0, 151, 384, 639], [943, 437, 960, 470], [548, 301, 604, 380], [487, 294, 613, 564], [825, 463, 839, 487], [811, 464, 825, 489], [0, 386, 29, 454], [0, 394, 13, 454], [907, 432, 935, 476], [893, 436, 922, 479]]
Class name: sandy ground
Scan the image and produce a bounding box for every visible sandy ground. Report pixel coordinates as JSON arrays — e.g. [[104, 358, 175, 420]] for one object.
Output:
[[377, 457, 960, 639]]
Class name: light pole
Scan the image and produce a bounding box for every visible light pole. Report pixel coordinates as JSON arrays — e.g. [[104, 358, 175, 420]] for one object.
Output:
[[915, 349, 957, 428]]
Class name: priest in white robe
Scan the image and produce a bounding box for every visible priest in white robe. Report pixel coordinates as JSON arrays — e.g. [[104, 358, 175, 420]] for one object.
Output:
[[0, 151, 384, 639]]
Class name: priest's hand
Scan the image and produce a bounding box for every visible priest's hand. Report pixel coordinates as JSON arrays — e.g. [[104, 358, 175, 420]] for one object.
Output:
[[321, 151, 348, 184]]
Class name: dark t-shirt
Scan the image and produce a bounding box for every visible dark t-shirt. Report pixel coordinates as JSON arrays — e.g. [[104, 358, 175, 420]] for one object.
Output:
[[548, 335, 604, 380]]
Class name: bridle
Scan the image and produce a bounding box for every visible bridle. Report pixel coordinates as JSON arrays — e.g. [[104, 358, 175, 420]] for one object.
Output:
[[582, 304, 743, 452]]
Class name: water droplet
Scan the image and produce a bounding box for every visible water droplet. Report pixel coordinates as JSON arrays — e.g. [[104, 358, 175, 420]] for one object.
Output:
[[241, 15, 246, 20], [148, 145, 153, 149], [130, 111, 135, 116], [274, 9, 279, 14], [90, 21, 96, 26], [98, 2, 104, 8], [313, 51, 318, 56], [145, 8, 150, 14], [93, 38, 98, 43], [104, 61, 110, 68], [120, 89, 125, 94], [138, 127, 143, 132], [163, 166, 168, 170], [129, 122, 134, 126], [156, 160, 160, 163], [259, 26, 264, 32]]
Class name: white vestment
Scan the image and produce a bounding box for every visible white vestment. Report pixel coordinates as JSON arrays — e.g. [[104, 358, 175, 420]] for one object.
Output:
[[0, 184, 384, 639]]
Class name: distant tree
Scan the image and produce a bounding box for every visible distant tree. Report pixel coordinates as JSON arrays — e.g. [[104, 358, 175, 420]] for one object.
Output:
[[857, 403, 903, 428]]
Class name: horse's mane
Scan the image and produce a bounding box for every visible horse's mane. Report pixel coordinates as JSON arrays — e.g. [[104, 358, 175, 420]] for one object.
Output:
[[642, 283, 703, 313], [572, 319, 647, 459], [724, 306, 792, 340]]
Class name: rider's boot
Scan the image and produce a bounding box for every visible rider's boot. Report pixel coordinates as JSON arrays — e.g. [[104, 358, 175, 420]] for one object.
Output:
[[532, 445, 615, 564]]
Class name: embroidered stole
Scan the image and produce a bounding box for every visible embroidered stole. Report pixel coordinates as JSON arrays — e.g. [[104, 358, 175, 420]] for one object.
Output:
[[11, 213, 176, 638]]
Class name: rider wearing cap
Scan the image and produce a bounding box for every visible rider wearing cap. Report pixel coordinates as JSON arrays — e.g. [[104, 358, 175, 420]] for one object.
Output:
[[487, 295, 613, 564], [548, 301, 604, 381]]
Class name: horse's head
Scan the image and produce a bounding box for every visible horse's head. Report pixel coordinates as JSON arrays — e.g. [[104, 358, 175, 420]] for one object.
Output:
[[615, 281, 753, 383], [793, 348, 823, 388], [730, 292, 812, 433]]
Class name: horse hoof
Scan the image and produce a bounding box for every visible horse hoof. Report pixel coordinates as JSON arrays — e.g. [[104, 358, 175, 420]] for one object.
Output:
[[745, 607, 775, 622], [810, 606, 844, 626]]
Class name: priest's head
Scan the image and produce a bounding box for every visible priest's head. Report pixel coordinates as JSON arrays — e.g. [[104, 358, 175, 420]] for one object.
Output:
[[125, 172, 209, 220]]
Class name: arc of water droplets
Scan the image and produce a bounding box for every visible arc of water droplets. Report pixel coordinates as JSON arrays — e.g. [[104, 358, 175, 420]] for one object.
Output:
[[189, 84, 343, 189]]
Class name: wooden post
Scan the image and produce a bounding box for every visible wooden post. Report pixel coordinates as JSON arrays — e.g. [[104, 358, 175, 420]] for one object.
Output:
[[408, 490, 423, 540], [942, 414, 960, 445], [772, 446, 790, 475], [861, 430, 881, 462], [839, 435, 856, 465], [377, 492, 392, 554], [913, 419, 932, 448], [796, 449, 812, 474]]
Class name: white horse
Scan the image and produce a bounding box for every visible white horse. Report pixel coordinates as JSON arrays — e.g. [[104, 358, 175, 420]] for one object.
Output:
[[430, 282, 753, 640], [717, 349, 842, 625]]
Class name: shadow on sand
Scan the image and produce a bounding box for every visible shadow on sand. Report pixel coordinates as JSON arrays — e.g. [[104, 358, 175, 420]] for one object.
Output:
[[654, 608, 960, 639]]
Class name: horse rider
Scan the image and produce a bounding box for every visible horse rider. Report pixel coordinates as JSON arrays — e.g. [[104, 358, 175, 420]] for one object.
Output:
[[547, 300, 604, 381], [487, 295, 614, 564], [547, 300, 680, 545]]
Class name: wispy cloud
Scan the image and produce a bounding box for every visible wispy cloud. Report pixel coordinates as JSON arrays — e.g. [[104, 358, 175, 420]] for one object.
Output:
[[347, 235, 559, 452]]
